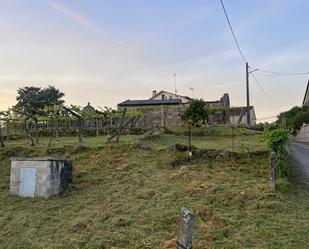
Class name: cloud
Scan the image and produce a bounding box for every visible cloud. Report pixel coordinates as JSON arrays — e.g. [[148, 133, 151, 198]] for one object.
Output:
[[46, 0, 126, 46]]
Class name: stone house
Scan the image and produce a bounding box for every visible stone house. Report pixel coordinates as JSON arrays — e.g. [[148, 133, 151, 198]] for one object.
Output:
[[206, 93, 230, 108], [229, 106, 256, 126], [117, 90, 234, 128], [150, 90, 192, 103], [118, 97, 187, 128]]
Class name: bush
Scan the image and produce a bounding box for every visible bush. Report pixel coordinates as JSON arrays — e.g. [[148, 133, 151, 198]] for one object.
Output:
[[293, 111, 309, 130], [266, 129, 289, 152], [266, 129, 289, 177]]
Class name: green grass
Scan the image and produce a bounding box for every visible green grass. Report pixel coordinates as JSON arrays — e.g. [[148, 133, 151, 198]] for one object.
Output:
[[150, 133, 267, 152], [4, 135, 141, 149], [0, 129, 308, 248]]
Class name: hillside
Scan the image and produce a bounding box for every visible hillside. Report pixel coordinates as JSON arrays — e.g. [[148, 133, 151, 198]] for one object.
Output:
[[0, 128, 308, 248]]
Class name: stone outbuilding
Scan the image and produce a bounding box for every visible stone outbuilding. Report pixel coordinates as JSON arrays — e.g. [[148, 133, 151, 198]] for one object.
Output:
[[10, 158, 73, 199]]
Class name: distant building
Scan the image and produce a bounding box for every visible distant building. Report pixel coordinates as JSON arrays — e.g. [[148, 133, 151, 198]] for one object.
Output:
[[118, 90, 190, 111], [83, 102, 96, 112], [229, 106, 256, 126], [149, 90, 191, 103], [117, 90, 187, 128], [117, 90, 256, 127], [206, 93, 230, 108], [302, 80, 309, 106]]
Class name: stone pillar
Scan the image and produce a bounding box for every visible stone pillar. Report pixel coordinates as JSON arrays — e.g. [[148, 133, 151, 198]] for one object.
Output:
[[176, 208, 195, 249], [270, 151, 277, 192]]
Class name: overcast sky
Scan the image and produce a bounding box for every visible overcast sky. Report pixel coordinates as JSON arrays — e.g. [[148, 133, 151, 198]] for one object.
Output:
[[0, 0, 308, 121]]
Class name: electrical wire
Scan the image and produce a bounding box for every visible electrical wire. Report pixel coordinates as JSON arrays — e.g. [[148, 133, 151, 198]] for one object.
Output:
[[219, 0, 247, 63], [219, 0, 307, 121], [251, 73, 281, 113], [256, 69, 309, 76], [219, 0, 309, 77], [256, 115, 278, 121]]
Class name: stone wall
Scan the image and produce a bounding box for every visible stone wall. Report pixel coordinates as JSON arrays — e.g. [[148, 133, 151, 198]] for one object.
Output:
[[119, 104, 188, 128]]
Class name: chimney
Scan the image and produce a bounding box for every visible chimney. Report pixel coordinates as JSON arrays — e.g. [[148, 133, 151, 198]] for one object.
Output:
[[152, 90, 157, 97]]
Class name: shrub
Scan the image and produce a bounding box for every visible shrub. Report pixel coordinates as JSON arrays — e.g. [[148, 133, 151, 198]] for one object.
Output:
[[293, 111, 309, 130], [266, 129, 289, 177]]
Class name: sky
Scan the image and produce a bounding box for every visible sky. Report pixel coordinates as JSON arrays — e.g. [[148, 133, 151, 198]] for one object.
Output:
[[0, 0, 309, 121]]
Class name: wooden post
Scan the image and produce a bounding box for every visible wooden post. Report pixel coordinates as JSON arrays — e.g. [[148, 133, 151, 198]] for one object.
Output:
[[63, 106, 83, 143], [270, 151, 277, 192], [78, 117, 83, 143], [34, 118, 39, 144], [6, 120, 10, 141], [188, 122, 192, 150], [96, 118, 99, 137], [176, 208, 195, 249], [115, 108, 127, 142], [0, 122, 5, 147], [232, 125, 235, 152], [55, 119, 59, 137]]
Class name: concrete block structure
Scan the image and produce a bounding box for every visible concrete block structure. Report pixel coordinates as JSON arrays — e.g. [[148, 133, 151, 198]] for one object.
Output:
[[10, 158, 73, 199]]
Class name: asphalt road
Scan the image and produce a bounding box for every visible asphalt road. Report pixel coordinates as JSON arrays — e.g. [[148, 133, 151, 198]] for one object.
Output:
[[290, 142, 309, 185]]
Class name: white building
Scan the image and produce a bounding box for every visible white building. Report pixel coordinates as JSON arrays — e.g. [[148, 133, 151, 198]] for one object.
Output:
[[150, 90, 191, 103]]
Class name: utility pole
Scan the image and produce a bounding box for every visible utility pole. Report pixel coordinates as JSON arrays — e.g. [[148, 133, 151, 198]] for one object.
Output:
[[246, 62, 251, 126]]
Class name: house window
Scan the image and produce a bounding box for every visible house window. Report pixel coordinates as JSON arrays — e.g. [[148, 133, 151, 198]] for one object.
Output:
[[162, 94, 165, 100], [169, 96, 173, 99]]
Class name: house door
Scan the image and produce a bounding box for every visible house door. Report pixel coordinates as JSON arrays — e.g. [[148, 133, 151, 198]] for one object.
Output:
[[19, 168, 36, 197]]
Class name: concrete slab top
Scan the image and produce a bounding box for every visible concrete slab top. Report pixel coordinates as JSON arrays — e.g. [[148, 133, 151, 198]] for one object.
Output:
[[10, 157, 73, 162]]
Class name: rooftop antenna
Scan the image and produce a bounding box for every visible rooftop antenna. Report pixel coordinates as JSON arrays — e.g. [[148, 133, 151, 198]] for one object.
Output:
[[174, 73, 177, 95]]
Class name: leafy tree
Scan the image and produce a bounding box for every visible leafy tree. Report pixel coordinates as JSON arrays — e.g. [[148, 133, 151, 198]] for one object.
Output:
[[293, 111, 309, 130], [41, 85, 65, 107], [277, 106, 309, 129], [13, 86, 65, 145], [182, 99, 208, 149], [14, 86, 64, 116]]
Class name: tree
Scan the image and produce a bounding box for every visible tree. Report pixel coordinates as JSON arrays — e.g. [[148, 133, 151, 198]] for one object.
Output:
[[277, 105, 309, 129], [43, 105, 65, 148], [14, 86, 64, 116], [182, 99, 208, 149], [13, 86, 65, 145], [293, 111, 309, 130], [41, 85, 65, 106]]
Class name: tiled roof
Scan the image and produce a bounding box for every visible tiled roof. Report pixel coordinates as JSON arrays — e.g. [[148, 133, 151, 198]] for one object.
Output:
[[149, 90, 191, 100], [118, 99, 182, 107]]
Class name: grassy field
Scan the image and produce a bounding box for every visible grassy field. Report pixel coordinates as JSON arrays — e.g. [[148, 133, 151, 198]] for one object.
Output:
[[0, 127, 308, 248]]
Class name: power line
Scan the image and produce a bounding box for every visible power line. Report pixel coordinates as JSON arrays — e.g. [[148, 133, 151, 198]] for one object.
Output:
[[219, 0, 309, 76], [219, 0, 247, 63], [251, 73, 281, 113], [253, 72, 308, 78], [256, 115, 278, 121], [256, 69, 309, 76]]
